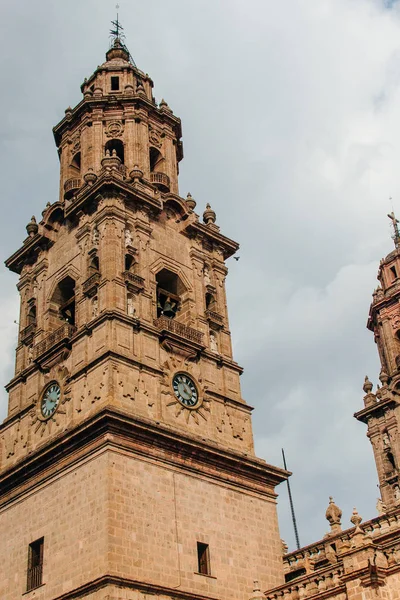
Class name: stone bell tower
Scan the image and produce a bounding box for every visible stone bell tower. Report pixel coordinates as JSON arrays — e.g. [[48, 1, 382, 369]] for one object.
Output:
[[355, 212, 400, 510], [0, 27, 287, 600]]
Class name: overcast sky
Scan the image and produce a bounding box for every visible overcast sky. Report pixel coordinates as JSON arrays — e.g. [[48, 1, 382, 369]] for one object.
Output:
[[1, 0, 400, 550]]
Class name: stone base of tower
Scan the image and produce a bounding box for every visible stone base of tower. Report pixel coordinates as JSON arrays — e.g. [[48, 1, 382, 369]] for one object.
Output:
[[0, 409, 287, 599]]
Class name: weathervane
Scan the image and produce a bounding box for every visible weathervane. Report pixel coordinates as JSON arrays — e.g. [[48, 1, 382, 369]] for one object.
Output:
[[110, 4, 125, 44], [108, 4, 136, 66], [388, 209, 400, 248]]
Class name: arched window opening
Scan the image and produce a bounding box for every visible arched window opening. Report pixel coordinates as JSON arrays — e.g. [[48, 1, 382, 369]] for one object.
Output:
[[105, 139, 124, 163], [89, 254, 100, 274], [156, 269, 185, 319], [70, 152, 81, 172], [27, 304, 37, 327], [125, 254, 135, 272], [205, 292, 216, 311], [387, 451, 396, 470], [149, 147, 163, 173], [51, 276, 76, 326]]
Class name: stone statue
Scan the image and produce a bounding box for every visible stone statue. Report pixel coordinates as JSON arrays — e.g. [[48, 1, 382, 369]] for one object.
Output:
[[127, 295, 136, 317], [92, 227, 100, 246], [394, 485, 400, 503], [210, 332, 218, 353], [92, 297, 98, 318], [204, 266, 211, 286], [383, 432, 390, 448], [27, 346, 33, 364], [125, 228, 133, 248]]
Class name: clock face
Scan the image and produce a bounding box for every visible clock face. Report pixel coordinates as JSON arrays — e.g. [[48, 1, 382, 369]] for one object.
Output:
[[172, 373, 199, 408], [41, 383, 61, 419]]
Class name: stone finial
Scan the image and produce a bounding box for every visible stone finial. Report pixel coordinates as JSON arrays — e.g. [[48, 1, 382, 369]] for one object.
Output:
[[376, 497, 387, 516], [281, 539, 288, 555], [379, 370, 389, 386], [26, 216, 38, 238], [326, 497, 342, 533], [101, 150, 121, 170], [136, 79, 146, 96], [83, 169, 98, 186], [186, 192, 196, 211], [350, 507, 363, 532], [203, 203, 216, 225], [363, 376, 373, 394], [129, 165, 144, 182], [249, 581, 265, 600]]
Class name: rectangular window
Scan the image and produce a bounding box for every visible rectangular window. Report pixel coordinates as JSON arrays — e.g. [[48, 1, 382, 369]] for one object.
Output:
[[391, 266, 398, 281], [27, 537, 44, 592], [197, 542, 210, 575], [111, 76, 120, 91]]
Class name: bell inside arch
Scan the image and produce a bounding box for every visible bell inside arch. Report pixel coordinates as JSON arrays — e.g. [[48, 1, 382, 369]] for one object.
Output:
[[162, 296, 177, 318]]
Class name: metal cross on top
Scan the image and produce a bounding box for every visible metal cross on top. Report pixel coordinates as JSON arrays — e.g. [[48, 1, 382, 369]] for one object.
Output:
[[388, 210, 400, 247], [110, 4, 125, 43]]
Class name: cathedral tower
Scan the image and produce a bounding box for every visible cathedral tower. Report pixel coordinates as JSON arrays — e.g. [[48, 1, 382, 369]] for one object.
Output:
[[355, 213, 400, 509], [0, 29, 287, 599]]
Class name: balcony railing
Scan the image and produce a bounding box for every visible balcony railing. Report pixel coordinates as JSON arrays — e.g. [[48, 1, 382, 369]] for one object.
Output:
[[26, 564, 43, 592], [123, 271, 145, 290], [20, 323, 36, 345], [82, 271, 101, 296], [33, 323, 76, 361], [265, 566, 344, 600], [150, 172, 170, 192], [154, 316, 203, 346], [205, 309, 224, 327], [64, 177, 82, 199]]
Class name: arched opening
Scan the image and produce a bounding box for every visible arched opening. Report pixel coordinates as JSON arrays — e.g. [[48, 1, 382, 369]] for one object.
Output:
[[27, 304, 37, 327], [70, 152, 81, 173], [51, 276, 76, 326], [387, 451, 396, 470], [89, 254, 100, 274], [205, 292, 216, 311], [125, 254, 135, 272], [105, 139, 124, 163], [156, 269, 185, 319], [149, 147, 163, 173]]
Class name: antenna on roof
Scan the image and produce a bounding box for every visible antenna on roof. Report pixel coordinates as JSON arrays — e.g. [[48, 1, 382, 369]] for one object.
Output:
[[282, 448, 301, 550]]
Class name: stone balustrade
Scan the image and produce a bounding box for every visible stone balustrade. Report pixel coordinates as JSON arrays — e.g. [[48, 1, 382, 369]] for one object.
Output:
[[153, 316, 203, 345], [33, 323, 76, 360], [82, 271, 101, 297], [266, 567, 344, 600]]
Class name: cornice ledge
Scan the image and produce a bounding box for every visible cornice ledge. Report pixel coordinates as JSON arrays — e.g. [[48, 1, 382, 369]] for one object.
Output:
[[354, 397, 399, 423], [52, 574, 220, 600], [65, 174, 162, 220], [5, 232, 53, 275], [183, 221, 239, 260], [0, 408, 288, 505]]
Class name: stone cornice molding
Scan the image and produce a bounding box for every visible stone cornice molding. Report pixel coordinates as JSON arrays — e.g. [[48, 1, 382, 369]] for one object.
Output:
[[51, 574, 220, 600], [0, 407, 288, 508]]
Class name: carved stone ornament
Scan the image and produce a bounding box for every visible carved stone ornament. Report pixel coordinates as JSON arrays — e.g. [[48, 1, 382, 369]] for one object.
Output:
[[391, 314, 400, 330], [105, 120, 124, 138], [149, 126, 162, 148], [71, 132, 81, 154]]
